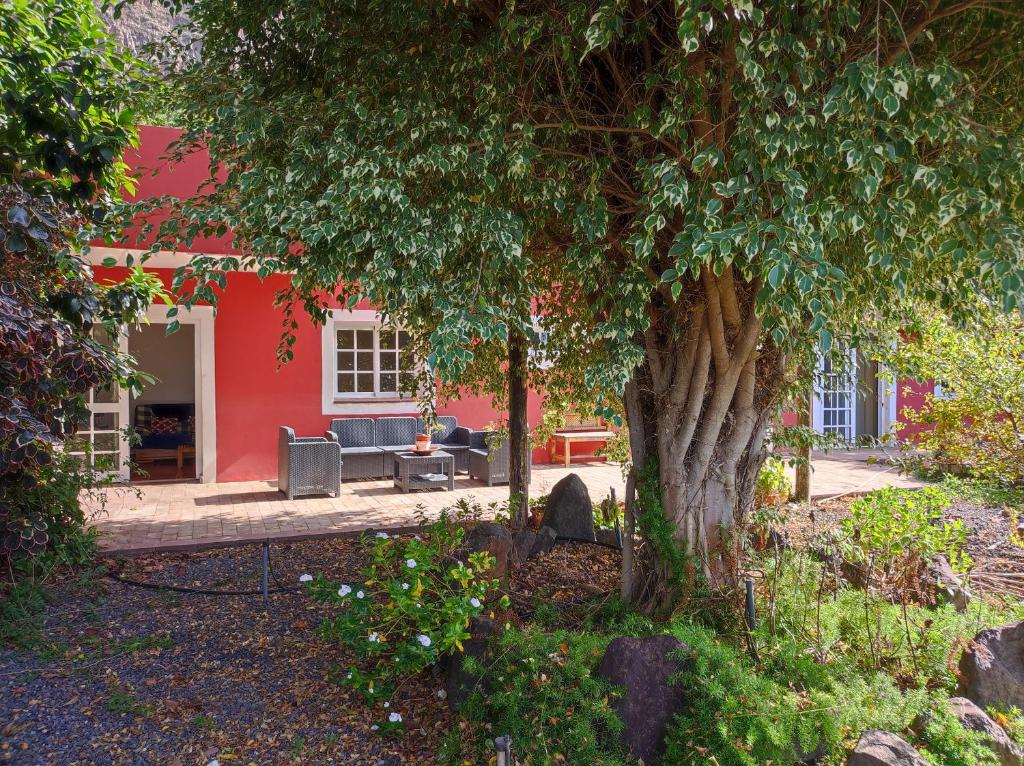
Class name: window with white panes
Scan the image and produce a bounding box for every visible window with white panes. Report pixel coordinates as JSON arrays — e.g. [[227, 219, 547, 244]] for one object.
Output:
[[334, 325, 414, 398]]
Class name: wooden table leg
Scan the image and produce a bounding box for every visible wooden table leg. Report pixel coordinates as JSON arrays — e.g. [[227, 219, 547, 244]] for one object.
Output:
[[563, 436, 570, 467]]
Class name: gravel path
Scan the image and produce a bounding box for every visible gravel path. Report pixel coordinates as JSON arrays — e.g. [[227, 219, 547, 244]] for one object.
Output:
[[0, 539, 451, 765]]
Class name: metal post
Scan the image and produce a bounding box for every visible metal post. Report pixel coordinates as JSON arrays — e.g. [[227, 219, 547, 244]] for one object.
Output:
[[261, 541, 270, 605], [744, 575, 756, 631], [494, 736, 511, 766]]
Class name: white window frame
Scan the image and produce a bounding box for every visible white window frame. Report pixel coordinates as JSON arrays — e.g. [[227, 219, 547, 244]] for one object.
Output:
[[321, 310, 419, 415]]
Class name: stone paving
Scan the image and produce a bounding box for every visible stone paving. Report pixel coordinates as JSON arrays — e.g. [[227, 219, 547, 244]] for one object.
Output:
[[88, 450, 922, 553]]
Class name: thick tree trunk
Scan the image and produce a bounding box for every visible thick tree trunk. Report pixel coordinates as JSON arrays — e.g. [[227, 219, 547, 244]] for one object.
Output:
[[623, 269, 786, 612], [508, 331, 530, 529]]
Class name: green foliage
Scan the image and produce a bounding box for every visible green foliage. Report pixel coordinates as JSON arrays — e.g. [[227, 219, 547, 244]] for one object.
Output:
[[1, 0, 162, 574], [917, 702, 1000, 766], [444, 626, 627, 766], [761, 551, 1024, 688], [886, 309, 1024, 485], [307, 504, 507, 730], [840, 487, 972, 576], [754, 456, 793, 507], [937, 476, 1024, 513], [635, 457, 689, 595]]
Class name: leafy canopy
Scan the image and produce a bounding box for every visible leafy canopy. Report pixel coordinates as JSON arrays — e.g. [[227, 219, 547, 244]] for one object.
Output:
[[148, 0, 1024, 407]]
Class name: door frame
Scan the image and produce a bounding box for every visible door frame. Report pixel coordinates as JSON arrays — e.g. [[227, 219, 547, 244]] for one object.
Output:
[[137, 304, 217, 483]]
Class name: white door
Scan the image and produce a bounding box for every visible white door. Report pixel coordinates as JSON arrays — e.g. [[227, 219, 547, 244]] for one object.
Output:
[[814, 349, 857, 442], [67, 327, 130, 480]]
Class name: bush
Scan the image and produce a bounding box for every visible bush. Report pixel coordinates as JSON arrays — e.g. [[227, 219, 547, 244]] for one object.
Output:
[[442, 626, 627, 765], [754, 456, 793, 507], [306, 504, 507, 730], [888, 310, 1024, 485]]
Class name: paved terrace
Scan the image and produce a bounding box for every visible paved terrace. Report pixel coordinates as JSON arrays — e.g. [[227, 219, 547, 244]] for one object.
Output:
[[88, 450, 923, 554]]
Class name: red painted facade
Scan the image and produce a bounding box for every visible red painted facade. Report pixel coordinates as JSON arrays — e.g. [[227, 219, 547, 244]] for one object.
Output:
[[96, 126, 931, 482]]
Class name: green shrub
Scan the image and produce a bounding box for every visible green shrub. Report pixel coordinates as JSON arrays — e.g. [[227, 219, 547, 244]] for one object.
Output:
[[839, 486, 972, 577], [306, 503, 507, 730], [754, 456, 793, 507], [444, 626, 627, 766], [917, 701, 1000, 766]]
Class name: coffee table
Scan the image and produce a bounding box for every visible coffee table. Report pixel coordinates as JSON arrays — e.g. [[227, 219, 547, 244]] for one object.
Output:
[[392, 450, 455, 493]]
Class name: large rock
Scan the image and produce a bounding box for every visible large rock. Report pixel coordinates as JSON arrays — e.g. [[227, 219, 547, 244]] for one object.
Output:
[[532, 525, 557, 557], [464, 523, 512, 587], [948, 697, 1023, 766], [922, 555, 970, 612], [543, 473, 596, 541], [443, 616, 496, 711], [595, 634, 688, 764], [847, 730, 929, 766], [959, 621, 1024, 710]]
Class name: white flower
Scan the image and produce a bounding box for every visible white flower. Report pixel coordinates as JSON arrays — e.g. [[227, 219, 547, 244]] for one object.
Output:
[[416, 603, 422, 609], [436, 689, 447, 699], [416, 634, 431, 648], [356, 590, 365, 599], [470, 597, 481, 608], [406, 558, 417, 568], [299, 574, 313, 583], [388, 712, 402, 723], [346, 673, 352, 680], [368, 632, 380, 643], [383, 702, 390, 708], [401, 582, 409, 590], [338, 584, 352, 597], [375, 532, 389, 539], [370, 725, 379, 731]]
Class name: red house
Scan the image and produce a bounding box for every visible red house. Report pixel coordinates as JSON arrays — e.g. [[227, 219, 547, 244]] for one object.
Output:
[[80, 126, 935, 484]]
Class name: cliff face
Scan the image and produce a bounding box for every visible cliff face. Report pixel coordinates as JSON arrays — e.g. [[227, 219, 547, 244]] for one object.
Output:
[[101, 0, 200, 63]]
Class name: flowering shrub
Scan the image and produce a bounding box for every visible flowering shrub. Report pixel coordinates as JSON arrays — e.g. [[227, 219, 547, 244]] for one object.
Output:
[[304, 505, 509, 731]]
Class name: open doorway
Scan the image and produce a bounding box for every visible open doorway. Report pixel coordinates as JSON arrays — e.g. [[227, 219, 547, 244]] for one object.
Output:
[[129, 323, 197, 482]]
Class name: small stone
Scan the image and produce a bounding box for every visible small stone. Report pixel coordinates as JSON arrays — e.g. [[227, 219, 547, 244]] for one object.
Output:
[[464, 523, 512, 587], [531, 526, 557, 557], [959, 620, 1024, 710], [847, 730, 929, 766], [923, 555, 970, 612], [948, 696, 1023, 766]]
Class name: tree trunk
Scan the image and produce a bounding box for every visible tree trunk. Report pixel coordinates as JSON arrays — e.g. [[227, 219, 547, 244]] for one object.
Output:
[[794, 384, 813, 503], [508, 330, 530, 529], [624, 269, 786, 612]]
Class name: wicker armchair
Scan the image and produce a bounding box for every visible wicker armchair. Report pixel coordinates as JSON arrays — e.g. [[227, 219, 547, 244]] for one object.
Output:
[[468, 432, 530, 486], [326, 418, 386, 479], [278, 426, 342, 499]]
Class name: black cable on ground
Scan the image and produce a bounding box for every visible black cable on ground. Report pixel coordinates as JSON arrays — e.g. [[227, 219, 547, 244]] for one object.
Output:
[[105, 546, 302, 597]]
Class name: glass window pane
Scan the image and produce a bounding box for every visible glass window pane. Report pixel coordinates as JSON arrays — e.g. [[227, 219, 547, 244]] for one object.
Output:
[[337, 329, 354, 349], [356, 373, 374, 392], [356, 351, 373, 371], [398, 331, 410, 348], [379, 373, 397, 393], [94, 453, 118, 471], [380, 353, 396, 371], [94, 412, 118, 431], [338, 352, 354, 372], [356, 330, 373, 349], [94, 433, 118, 452], [338, 374, 355, 393], [380, 329, 396, 350]]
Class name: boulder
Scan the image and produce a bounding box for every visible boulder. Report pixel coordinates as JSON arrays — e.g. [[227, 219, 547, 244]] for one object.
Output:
[[847, 730, 929, 766], [959, 621, 1024, 710], [531, 525, 557, 557], [543, 473, 596, 541], [948, 697, 1023, 766], [465, 523, 512, 587], [595, 527, 621, 548], [595, 634, 688, 764], [922, 555, 970, 612], [443, 616, 496, 711], [511, 529, 538, 563]]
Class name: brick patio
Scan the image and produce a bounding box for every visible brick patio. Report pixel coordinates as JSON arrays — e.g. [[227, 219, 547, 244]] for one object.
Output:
[[88, 451, 922, 553]]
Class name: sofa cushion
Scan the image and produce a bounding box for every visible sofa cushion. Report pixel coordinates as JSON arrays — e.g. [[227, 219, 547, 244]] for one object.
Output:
[[375, 417, 419, 447]]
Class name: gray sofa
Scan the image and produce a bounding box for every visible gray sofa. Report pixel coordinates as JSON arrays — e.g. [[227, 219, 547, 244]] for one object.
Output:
[[326, 416, 474, 479], [278, 426, 342, 499]]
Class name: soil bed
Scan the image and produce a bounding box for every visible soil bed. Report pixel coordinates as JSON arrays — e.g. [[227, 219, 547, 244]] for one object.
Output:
[[0, 535, 617, 765]]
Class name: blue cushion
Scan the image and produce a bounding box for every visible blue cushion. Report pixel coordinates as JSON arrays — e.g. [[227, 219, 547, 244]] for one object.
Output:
[[139, 432, 192, 450]]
